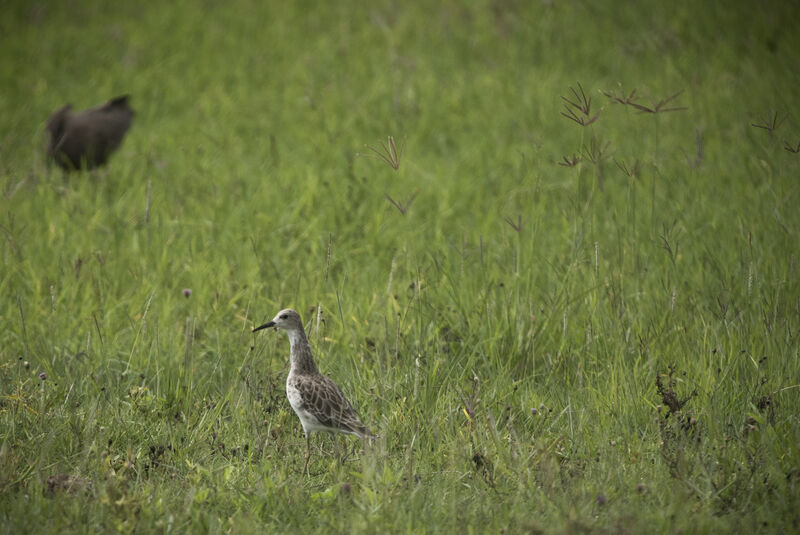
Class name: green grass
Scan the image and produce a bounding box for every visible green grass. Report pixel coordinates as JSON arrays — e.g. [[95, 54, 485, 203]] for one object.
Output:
[[2, 0, 800, 532]]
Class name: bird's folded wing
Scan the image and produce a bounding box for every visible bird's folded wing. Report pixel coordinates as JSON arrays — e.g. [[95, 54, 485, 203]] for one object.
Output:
[[297, 375, 370, 437]]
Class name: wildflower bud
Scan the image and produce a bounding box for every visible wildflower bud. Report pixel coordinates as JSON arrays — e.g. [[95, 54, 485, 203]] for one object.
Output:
[[39, 372, 46, 380]]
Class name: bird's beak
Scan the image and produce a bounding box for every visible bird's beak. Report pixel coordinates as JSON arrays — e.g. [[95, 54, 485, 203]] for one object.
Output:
[[253, 321, 275, 332]]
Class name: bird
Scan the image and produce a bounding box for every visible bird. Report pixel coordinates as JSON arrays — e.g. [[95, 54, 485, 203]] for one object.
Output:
[[46, 95, 134, 171], [253, 308, 375, 475]]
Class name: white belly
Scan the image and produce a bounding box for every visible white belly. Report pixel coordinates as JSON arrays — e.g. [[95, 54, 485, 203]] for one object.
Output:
[[286, 378, 330, 435]]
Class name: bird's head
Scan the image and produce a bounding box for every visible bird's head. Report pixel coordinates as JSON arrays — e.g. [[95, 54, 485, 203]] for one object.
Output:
[[253, 308, 303, 333]]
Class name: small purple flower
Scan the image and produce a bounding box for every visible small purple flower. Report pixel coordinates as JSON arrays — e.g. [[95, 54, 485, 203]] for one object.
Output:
[[595, 494, 607, 506], [636, 483, 645, 493], [182, 288, 192, 298], [39, 372, 47, 380], [341, 482, 351, 494], [531, 408, 538, 416]]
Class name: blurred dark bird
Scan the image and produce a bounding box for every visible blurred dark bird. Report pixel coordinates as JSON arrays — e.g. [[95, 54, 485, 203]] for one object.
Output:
[[46, 95, 134, 170]]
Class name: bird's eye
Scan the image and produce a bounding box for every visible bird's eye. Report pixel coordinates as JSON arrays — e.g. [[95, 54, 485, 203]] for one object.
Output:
[[279, 314, 288, 320]]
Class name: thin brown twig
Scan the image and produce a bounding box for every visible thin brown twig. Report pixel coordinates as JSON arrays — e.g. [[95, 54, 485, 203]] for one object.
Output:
[[504, 215, 522, 232], [582, 138, 610, 164], [784, 140, 800, 153], [360, 136, 405, 170], [614, 158, 640, 178], [0, 222, 18, 256], [630, 89, 687, 114], [602, 88, 638, 106], [751, 111, 785, 134], [385, 193, 416, 215], [558, 154, 581, 167], [561, 82, 599, 126]]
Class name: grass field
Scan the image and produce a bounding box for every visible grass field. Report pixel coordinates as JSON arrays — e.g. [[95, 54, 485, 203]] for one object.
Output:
[[2, 0, 800, 532]]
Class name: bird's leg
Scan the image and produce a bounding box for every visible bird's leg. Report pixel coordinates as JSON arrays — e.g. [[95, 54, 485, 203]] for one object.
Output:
[[333, 433, 342, 465], [303, 434, 311, 476]]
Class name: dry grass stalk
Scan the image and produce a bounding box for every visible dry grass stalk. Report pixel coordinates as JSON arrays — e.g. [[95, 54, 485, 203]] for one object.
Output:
[[784, 139, 800, 153], [385, 193, 416, 215], [751, 111, 785, 136], [630, 89, 687, 114], [362, 135, 405, 170], [682, 130, 704, 169], [504, 215, 522, 232], [602, 88, 638, 106], [558, 153, 581, 167], [615, 158, 641, 178], [581, 138, 609, 164], [561, 82, 599, 126]]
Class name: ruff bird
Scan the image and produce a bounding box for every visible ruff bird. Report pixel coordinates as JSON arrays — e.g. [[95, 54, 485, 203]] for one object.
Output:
[[253, 308, 375, 474]]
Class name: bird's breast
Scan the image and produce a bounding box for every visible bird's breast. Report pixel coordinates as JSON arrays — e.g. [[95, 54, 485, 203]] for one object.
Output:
[[286, 378, 304, 412]]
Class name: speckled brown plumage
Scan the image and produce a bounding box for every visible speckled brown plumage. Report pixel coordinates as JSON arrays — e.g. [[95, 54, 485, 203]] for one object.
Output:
[[287, 373, 372, 437], [253, 308, 374, 474]]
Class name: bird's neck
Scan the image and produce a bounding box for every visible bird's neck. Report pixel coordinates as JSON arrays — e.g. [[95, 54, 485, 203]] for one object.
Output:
[[287, 328, 318, 375]]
